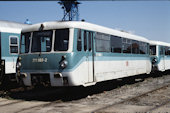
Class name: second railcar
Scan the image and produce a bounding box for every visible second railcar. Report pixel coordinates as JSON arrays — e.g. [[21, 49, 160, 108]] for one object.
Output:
[[0, 20, 28, 83], [17, 21, 152, 87], [150, 40, 170, 72]]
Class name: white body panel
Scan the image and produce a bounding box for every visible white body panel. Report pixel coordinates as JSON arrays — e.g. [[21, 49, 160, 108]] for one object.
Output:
[[165, 57, 170, 70], [2, 57, 18, 74], [94, 60, 151, 82], [5, 61, 16, 74], [158, 57, 165, 71]]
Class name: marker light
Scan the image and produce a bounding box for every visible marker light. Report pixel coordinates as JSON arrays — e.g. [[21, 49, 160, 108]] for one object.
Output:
[[60, 60, 68, 69], [16, 62, 22, 69]]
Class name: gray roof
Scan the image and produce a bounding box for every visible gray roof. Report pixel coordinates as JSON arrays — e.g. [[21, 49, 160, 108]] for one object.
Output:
[[0, 20, 28, 29], [149, 40, 170, 47], [22, 21, 149, 43]]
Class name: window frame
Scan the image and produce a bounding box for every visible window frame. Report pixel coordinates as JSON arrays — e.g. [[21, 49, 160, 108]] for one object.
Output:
[[54, 28, 69, 52], [31, 30, 53, 53], [122, 38, 132, 54], [9, 36, 19, 54], [149, 45, 157, 56], [132, 40, 140, 54], [139, 42, 147, 54], [77, 29, 82, 51], [160, 46, 164, 55], [20, 32, 32, 54], [95, 32, 111, 52], [84, 30, 87, 51], [110, 35, 122, 53]]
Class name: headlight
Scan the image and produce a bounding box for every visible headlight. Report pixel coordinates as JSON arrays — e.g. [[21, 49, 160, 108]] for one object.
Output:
[[60, 60, 68, 69], [16, 62, 21, 69], [1, 60, 4, 66], [18, 56, 22, 61]]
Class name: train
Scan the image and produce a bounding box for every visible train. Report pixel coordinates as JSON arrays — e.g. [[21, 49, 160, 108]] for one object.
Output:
[[149, 40, 170, 72], [16, 21, 154, 87], [0, 20, 28, 84]]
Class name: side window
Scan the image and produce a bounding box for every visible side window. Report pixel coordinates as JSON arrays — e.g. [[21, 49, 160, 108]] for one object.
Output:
[[164, 46, 170, 56], [77, 29, 82, 51], [122, 38, 131, 54], [10, 36, 18, 54], [21, 33, 31, 53], [150, 45, 156, 55], [146, 43, 149, 54], [110, 36, 122, 53], [132, 40, 139, 54], [139, 42, 147, 54], [160, 46, 164, 55], [84, 31, 87, 51], [88, 32, 92, 51], [165, 47, 168, 55], [168, 47, 170, 55], [54, 29, 69, 51], [82, 30, 93, 52], [95, 32, 110, 52]]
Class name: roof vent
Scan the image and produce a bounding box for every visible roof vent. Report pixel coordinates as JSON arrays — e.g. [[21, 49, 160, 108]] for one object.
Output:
[[39, 24, 44, 31], [81, 19, 85, 22]]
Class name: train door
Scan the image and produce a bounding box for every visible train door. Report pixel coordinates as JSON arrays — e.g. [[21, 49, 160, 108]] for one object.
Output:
[[160, 46, 165, 71], [9, 36, 19, 73], [84, 31, 94, 83]]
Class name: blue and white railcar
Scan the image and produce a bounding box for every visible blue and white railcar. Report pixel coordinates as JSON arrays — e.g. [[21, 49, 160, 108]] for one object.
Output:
[[0, 20, 28, 82], [150, 40, 170, 72], [17, 21, 151, 87]]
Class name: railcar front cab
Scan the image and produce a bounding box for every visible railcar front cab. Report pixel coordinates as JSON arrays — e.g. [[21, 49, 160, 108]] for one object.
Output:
[[17, 24, 95, 87]]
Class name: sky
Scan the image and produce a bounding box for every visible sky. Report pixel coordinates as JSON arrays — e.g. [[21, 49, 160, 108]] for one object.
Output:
[[0, 1, 170, 43]]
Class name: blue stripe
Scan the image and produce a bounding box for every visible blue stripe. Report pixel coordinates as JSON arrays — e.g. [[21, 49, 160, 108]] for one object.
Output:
[[63, 55, 150, 72]]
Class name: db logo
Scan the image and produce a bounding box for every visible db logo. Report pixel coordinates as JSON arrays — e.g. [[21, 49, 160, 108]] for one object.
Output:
[[126, 61, 129, 66]]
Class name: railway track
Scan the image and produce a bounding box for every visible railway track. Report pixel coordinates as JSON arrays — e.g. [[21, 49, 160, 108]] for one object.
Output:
[[91, 83, 170, 113], [0, 73, 169, 113], [0, 87, 67, 113], [13, 100, 63, 113], [13, 78, 170, 113], [146, 99, 170, 112]]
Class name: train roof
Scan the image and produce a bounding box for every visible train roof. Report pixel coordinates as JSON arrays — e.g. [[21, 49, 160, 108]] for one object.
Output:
[[0, 20, 29, 34], [22, 21, 149, 43], [149, 40, 170, 47]]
